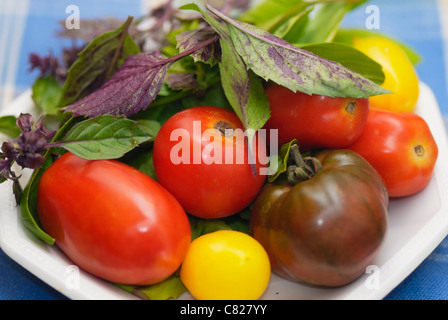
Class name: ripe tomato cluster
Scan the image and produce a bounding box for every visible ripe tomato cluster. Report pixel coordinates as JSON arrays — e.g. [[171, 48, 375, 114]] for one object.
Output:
[[254, 69, 438, 285], [264, 82, 438, 199], [35, 35, 439, 298], [36, 105, 272, 300], [249, 36, 438, 287]]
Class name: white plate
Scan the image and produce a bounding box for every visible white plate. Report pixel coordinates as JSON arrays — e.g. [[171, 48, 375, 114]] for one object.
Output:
[[1, 82, 448, 300]]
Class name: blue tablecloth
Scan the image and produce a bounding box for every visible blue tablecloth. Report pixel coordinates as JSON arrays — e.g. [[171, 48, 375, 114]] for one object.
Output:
[[1, 0, 448, 300]]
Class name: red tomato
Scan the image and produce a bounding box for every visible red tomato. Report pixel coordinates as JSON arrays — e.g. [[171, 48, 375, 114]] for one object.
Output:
[[347, 108, 438, 197], [37, 152, 191, 285], [264, 83, 369, 150], [152, 106, 267, 219]]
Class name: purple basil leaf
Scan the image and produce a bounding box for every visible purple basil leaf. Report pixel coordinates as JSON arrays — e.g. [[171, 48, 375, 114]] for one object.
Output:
[[165, 73, 198, 91], [63, 51, 174, 118], [176, 25, 220, 65]]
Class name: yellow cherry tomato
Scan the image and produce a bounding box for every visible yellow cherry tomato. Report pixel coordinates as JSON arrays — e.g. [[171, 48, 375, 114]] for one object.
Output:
[[353, 36, 419, 112], [180, 230, 271, 300]]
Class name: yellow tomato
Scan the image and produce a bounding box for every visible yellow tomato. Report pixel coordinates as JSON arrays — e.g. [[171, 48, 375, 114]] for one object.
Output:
[[353, 36, 419, 112], [180, 230, 271, 300]]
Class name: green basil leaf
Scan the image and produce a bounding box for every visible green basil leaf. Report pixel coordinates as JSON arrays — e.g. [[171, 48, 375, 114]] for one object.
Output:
[[31, 76, 62, 115], [117, 273, 186, 300], [20, 151, 55, 245], [58, 115, 154, 160], [238, 0, 311, 34], [296, 0, 367, 44], [268, 139, 297, 183], [300, 42, 385, 85], [0, 115, 21, 138], [183, 3, 271, 135]]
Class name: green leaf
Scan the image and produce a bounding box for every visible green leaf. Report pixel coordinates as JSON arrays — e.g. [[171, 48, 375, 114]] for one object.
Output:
[[238, 0, 311, 34], [188, 211, 250, 242], [119, 147, 157, 180], [0, 115, 21, 138], [300, 42, 385, 85], [57, 115, 154, 160], [206, 5, 389, 99], [18, 117, 78, 244], [268, 139, 297, 183], [31, 76, 62, 115], [296, 0, 367, 45], [183, 3, 271, 134], [20, 152, 55, 245], [274, 7, 312, 42], [117, 273, 186, 300], [58, 16, 140, 108]]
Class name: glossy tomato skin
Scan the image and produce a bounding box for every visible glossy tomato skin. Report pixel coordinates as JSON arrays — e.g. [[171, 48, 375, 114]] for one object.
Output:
[[37, 152, 191, 286], [353, 36, 419, 112], [264, 83, 369, 150], [250, 149, 388, 287], [180, 230, 271, 300], [347, 108, 438, 197], [153, 106, 267, 219]]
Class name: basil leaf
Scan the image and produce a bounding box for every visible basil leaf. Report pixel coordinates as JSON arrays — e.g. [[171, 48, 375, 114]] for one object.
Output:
[[117, 273, 186, 300], [31, 76, 62, 115], [206, 5, 389, 99], [268, 139, 297, 182], [0, 115, 21, 138], [57, 115, 154, 160], [239, 0, 311, 33], [176, 25, 220, 66], [59, 16, 140, 108], [296, 0, 367, 44], [63, 51, 174, 118], [300, 42, 385, 85], [183, 4, 270, 134], [20, 151, 55, 245]]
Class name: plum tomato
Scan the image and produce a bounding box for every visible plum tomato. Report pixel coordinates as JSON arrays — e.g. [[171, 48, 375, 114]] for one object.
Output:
[[263, 83, 369, 150], [352, 36, 419, 112], [152, 106, 267, 219], [250, 146, 388, 287], [37, 152, 191, 286], [347, 108, 438, 197], [180, 230, 271, 300]]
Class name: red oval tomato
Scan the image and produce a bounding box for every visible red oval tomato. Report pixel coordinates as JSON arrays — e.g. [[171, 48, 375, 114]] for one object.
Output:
[[347, 108, 438, 197], [152, 106, 267, 219], [264, 83, 369, 150], [37, 152, 191, 286]]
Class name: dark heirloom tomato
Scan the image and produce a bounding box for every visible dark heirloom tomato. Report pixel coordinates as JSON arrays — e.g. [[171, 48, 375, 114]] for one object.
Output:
[[264, 83, 369, 150], [250, 147, 388, 287], [37, 152, 191, 286]]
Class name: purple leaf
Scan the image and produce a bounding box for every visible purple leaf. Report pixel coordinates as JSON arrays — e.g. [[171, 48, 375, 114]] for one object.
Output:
[[176, 25, 220, 65], [165, 73, 197, 91], [63, 51, 174, 118]]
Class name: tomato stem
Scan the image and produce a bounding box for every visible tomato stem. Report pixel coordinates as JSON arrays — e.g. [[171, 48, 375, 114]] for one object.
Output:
[[287, 144, 321, 184]]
